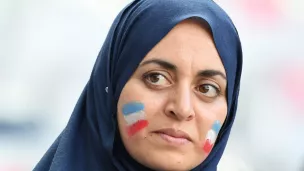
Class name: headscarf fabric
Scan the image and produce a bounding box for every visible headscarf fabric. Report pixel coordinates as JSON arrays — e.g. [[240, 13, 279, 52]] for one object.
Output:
[[34, 0, 242, 170]]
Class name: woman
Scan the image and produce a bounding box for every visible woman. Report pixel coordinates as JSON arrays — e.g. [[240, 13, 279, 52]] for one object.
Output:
[[34, 0, 242, 170]]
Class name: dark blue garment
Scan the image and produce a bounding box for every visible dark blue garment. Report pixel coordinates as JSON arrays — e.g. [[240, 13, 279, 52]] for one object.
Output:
[[34, 0, 242, 170]]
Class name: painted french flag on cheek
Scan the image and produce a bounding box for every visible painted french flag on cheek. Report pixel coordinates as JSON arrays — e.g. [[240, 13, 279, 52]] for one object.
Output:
[[203, 130, 217, 154], [122, 102, 148, 136], [203, 120, 221, 154]]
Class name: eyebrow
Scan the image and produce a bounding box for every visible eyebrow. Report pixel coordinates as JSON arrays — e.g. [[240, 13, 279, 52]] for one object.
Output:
[[140, 59, 226, 80], [197, 69, 227, 80], [140, 59, 177, 71]]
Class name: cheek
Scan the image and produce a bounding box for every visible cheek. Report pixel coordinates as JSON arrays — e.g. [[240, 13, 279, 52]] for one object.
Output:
[[202, 120, 222, 154], [121, 102, 149, 137], [127, 120, 149, 136], [195, 101, 226, 155]]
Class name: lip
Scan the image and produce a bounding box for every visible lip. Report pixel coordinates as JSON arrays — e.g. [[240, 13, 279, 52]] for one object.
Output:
[[153, 128, 192, 144]]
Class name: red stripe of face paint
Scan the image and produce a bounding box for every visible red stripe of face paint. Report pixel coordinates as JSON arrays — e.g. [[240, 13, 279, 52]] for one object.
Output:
[[203, 139, 213, 154], [127, 120, 148, 136]]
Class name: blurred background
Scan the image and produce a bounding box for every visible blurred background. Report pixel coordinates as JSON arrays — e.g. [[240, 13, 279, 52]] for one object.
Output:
[[0, 0, 303, 170]]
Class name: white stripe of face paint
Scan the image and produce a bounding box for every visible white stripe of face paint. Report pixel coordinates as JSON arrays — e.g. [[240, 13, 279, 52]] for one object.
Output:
[[206, 130, 217, 144], [123, 110, 145, 125]]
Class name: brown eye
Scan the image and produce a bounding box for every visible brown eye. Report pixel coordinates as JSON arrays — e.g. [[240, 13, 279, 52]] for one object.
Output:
[[148, 73, 161, 83], [144, 72, 170, 86], [197, 84, 220, 98]]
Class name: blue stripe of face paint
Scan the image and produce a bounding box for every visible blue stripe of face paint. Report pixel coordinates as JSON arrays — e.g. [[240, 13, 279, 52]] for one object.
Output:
[[212, 120, 221, 134], [122, 102, 144, 115]]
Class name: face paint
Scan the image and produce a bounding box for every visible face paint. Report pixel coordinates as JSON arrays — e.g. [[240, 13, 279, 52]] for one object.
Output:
[[211, 120, 221, 134], [122, 102, 148, 136], [203, 120, 222, 154]]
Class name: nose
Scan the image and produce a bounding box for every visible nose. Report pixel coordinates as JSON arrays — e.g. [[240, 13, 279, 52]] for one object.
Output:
[[164, 84, 195, 121]]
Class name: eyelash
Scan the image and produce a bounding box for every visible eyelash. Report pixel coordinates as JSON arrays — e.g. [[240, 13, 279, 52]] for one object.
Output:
[[142, 72, 221, 97], [142, 72, 170, 87], [196, 84, 221, 98]]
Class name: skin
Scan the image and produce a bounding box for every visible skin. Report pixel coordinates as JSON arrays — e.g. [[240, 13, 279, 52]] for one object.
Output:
[[117, 19, 228, 171]]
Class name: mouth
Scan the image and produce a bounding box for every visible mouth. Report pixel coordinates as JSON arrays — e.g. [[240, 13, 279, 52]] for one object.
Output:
[[153, 128, 192, 145]]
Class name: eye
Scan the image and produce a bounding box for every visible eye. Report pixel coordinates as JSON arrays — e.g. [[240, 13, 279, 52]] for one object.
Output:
[[197, 84, 220, 98], [144, 72, 170, 86]]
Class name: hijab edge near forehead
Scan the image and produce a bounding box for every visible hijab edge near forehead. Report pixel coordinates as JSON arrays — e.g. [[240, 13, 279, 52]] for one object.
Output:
[[112, 15, 241, 122], [108, 1, 241, 110], [112, 16, 239, 101]]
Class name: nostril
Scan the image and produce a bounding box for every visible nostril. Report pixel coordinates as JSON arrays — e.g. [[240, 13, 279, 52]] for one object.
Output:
[[186, 114, 194, 121], [167, 110, 194, 121], [169, 111, 175, 116]]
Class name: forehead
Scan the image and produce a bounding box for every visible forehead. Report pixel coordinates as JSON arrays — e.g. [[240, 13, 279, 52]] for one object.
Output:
[[141, 19, 226, 75]]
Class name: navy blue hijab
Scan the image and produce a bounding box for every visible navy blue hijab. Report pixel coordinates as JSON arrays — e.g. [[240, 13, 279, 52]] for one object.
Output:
[[34, 0, 242, 170]]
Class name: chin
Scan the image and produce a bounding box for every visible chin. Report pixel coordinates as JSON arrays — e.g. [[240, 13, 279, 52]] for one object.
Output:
[[122, 131, 204, 171], [137, 150, 200, 171]]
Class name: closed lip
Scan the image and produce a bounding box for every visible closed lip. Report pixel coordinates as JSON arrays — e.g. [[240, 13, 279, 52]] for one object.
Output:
[[153, 128, 192, 141]]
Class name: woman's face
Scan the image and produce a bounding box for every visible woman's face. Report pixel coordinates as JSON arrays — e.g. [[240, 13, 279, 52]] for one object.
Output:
[[117, 19, 227, 171]]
